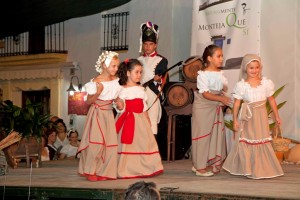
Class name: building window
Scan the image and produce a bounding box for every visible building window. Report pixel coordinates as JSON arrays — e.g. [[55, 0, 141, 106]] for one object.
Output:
[[101, 12, 129, 51]]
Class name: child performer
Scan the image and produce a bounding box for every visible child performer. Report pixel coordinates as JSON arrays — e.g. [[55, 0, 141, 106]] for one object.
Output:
[[191, 44, 231, 177], [78, 51, 122, 181], [59, 130, 80, 160], [223, 54, 284, 179], [115, 59, 164, 178]]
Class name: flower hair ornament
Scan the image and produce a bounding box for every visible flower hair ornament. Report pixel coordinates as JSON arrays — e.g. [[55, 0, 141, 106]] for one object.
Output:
[[95, 51, 119, 73], [124, 58, 130, 64]]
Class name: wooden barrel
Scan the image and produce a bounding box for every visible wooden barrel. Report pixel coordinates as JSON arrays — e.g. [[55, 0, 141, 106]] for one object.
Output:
[[166, 83, 194, 108], [182, 56, 203, 82]]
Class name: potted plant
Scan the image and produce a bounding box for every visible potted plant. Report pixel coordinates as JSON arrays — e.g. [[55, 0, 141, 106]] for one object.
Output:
[[0, 99, 51, 168]]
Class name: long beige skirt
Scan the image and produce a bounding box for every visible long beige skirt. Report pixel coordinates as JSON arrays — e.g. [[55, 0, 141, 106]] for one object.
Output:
[[78, 100, 118, 180], [191, 91, 227, 173], [117, 112, 164, 178], [222, 100, 284, 179]]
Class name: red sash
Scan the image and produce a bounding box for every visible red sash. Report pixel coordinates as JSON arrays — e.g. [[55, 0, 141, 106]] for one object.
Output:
[[115, 99, 144, 144]]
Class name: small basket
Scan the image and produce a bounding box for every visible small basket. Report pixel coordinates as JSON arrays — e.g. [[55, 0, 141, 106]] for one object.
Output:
[[272, 126, 291, 152]]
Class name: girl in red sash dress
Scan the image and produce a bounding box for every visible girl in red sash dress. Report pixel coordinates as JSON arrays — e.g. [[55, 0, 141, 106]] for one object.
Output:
[[115, 59, 164, 179]]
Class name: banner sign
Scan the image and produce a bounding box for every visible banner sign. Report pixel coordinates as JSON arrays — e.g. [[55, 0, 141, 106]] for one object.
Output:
[[191, 0, 261, 90]]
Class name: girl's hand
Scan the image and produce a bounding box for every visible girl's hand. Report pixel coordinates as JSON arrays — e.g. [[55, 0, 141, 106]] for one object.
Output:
[[221, 95, 232, 106], [275, 117, 282, 126], [233, 120, 239, 132], [114, 97, 124, 110], [154, 75, 162, 82]]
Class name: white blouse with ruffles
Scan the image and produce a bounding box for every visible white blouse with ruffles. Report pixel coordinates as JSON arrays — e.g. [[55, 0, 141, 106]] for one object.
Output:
[[197, 70, 228, 93], [118, 86, 148, 112], [84, 78, 121, 100], [232, 77, 274, 102]]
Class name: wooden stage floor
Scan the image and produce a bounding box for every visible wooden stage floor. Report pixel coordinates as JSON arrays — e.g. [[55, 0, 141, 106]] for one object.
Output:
[[0, 159, 299, 200]]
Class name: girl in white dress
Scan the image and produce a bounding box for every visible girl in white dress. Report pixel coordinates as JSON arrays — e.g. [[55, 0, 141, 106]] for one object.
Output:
[[59, 130, 80, 160], [115, 59, 164, 178], [222, 54, 284, 179], [191, 45, 231, 176], [78, 51, 122, 181]]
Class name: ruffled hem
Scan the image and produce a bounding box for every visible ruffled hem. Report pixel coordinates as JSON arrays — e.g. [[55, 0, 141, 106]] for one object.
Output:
[[222, 142, 283, 179], [222, 167, 284, 179]]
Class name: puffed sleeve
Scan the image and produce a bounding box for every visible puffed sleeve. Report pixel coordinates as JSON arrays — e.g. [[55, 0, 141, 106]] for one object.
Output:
[[84, 82, 97, 95], [265, 78, 275, 97], [232, 81, 244, 100], [197, 71, 209, 93]]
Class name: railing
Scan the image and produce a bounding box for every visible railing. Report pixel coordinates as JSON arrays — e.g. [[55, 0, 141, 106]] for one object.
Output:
[[101, 12, 129, 51], [0, 33, 29, 56], [44, 22, 67, 54], [0, 22, 67, 57]]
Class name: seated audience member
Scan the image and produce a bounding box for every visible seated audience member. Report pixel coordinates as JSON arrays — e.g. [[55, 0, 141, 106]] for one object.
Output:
[[53, 119, 69, 151], [45, 128, 58, 160], [59, 129, 80, 160], [41, 135, 50, 161], [125, 181, 160, 200], [50, 116, 60, 123]]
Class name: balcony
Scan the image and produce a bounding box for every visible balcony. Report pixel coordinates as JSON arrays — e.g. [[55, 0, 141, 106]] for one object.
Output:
[[0, 22, 67, 66]]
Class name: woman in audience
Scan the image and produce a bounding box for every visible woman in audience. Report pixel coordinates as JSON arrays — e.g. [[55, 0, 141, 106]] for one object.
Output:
[[40, 134, 50, 161], [45, 128, 58, 160], [53, 119, 69, 152]]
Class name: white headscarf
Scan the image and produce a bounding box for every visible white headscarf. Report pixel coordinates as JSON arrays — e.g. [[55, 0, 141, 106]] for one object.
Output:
[[239, 54, 262, 81]]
